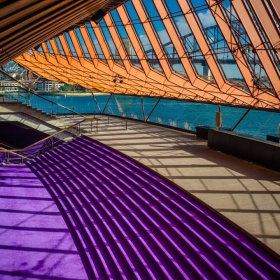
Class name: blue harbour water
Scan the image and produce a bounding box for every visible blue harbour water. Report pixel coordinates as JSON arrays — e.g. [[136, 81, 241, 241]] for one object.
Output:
[[16, 93, 280, 142]]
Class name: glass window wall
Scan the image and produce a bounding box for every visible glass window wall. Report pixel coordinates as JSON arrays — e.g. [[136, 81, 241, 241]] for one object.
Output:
[[189, 0, 248, 90], [64, 33, 78, 58], [74, 28, 91, 59], [110, 9, 143, 70], [142, 0, 188, 77], [124, 1, 164, 73], [46, 40, 55, 56], [55, 37, 66, 57], [163, 0, 215, 82], [86, 23, 107, 62], [220, 0, 277, 94], [98, 19, 124, 66]]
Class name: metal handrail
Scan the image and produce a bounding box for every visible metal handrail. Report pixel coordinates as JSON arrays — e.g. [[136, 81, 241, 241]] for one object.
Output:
[[0, 116, 100, 164], [0, 147, 27, 158], [4, 117, 89, 154], [0, 147, 27, 164]]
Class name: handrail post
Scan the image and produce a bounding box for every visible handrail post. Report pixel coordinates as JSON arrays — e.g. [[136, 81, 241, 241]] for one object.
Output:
[[51, 137, 54, 150], [7, 152, 10, 164], [126, 120, 128, 130], [28, 89, 30, 105], [141, 96, 145, 121]]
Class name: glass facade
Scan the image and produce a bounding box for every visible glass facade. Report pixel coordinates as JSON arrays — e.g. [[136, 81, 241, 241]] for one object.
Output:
[[12, 0, 280, 111], [64, 33, 78, 58], [86, 23, 107, 61], [124, 1, 164, 73], [74, 28, 91, 59]]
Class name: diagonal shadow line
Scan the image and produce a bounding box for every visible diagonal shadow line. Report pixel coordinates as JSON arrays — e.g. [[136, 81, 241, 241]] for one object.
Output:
[[108, 148, 187, 152], [42, 243, 78, 280], [0, 184, 45, 188], [254, 234, 280, 239], [0, 209, 61, 215], [0, 195, 53, 201], [190, 190, 280, 194], [0, 245, 79, 255], [0, 202, 63, 237], [218, 209, 280, 214], [87, 130, 152, 136], [131, 155, 197, 159], [18, 232, 85, 280], [0, 175, 40, 179], [93, 136, 179, 141], [144, 164, 218, 168], [0, 225, 69, 232], [107, 142, 184, 147], [0, 270, 86, 280], [164, 175, 254, 179]]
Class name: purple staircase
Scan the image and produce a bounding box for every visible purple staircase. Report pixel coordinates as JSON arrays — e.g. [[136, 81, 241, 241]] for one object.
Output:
[[27, 136, 280, 280]]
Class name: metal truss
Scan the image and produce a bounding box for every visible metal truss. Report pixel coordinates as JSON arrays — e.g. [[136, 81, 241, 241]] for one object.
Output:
[[13, 0, 280, 110]]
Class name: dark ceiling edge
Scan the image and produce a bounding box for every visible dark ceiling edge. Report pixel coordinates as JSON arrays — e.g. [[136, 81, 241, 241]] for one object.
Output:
[[0, 0, 127, 66]]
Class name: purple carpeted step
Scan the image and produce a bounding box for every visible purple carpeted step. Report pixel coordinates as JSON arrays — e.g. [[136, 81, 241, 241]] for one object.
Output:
[[45, 157, 168, 280], [59, 142, 137, 181], [72, 137, 280, 275], [38, 155, 167, 279], [49, 137, 280, 276], [30, 159, 108, 280], [43, 149, 205, 279], [40, 156, 154, 278], [46, 144, 266, 278], [60, 145, 266, 278], [27, 136, 280, 280]]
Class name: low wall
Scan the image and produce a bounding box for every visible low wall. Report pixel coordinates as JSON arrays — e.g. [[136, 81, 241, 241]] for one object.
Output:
[[208, 129, 280, 171]]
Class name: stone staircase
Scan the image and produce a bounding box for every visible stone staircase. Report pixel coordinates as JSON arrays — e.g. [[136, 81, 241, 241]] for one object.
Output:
[[0, 101, 71, 130]]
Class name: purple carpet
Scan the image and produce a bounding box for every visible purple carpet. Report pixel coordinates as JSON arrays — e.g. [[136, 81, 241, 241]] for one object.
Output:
[[1, 135, 277, 279], [0, 165, 88, 279], [23, 135, 280, 279]]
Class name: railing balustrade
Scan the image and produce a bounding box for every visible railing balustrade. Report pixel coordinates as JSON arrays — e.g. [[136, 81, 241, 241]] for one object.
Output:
[[0, 117, 98, 164]]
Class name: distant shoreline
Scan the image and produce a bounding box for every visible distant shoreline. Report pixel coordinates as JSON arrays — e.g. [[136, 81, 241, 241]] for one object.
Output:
[[37, 92, 110, 96]]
